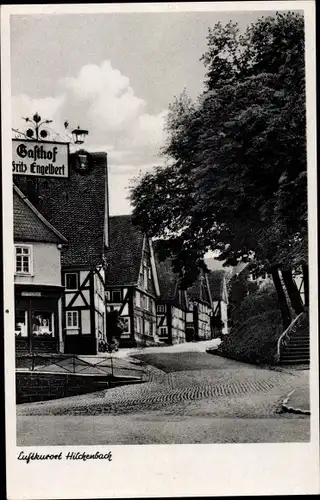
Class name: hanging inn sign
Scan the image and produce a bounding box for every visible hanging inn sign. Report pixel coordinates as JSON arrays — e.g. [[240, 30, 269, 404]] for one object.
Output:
[[12, 139, 69, 178]]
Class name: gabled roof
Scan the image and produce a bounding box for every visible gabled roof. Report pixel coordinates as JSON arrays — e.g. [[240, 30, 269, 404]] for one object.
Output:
[[13, 185, 67, 244], [105, 215, 144, 287], [187, 274, 211, 306], [154, 251, 186, 308], [233, 261, 250, 276], [207, 270, 227, 302]]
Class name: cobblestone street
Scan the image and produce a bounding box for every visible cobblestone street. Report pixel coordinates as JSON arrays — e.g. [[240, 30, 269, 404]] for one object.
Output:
[[17, 350, 310, 445]]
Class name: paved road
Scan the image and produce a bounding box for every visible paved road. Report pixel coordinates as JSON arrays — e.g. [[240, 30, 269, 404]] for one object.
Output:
[[17, 351, 310, 445]]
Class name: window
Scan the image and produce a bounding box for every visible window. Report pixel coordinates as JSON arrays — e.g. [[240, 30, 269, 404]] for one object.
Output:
[[143, 266, 148, 289], [157, 304, 166, 313], [149, 297, 154, 313], [144, 319, 150, 336], [159, 326, 168, 337], [65, 273, 78, 290], [15, 310, 28, 337], [32, 311, 54, 337], [120, 317, 130, 339], [144, 295, 149, 311], [121, 317, 130, 333], [140, 294, 145, 309], [111, 290, 122, 303], [136, 291, 141, 308], [15, 245, 32, 275], [136, 317, 141, 333], [105, 291, 110, 301], [66, 311, 79, 329]]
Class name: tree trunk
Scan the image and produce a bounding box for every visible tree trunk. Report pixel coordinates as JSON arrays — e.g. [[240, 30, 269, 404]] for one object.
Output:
[[281, 268, 305, 315], [302, 264, 309, 308], [270, 267, 291, 330]]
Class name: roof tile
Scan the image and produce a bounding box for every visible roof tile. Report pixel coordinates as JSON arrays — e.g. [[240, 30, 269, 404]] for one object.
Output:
[[13, 188, 65, 244], [105, 215, 144, 286]]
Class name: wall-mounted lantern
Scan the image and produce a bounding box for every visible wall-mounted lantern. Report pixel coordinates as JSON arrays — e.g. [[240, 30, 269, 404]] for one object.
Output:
[[71, 126, 89, 145]]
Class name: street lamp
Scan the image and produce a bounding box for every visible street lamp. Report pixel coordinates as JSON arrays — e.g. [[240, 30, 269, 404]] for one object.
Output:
[[63, 121, 89, 145]]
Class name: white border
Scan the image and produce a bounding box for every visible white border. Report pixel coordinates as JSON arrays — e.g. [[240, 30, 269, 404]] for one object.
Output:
[[2, 2, 319, 499]]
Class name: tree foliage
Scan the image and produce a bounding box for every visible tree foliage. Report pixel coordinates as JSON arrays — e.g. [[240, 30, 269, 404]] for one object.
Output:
[[131, 12, 307, 297]]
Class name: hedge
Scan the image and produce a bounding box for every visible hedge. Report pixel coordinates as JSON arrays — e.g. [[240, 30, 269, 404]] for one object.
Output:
[[233, 287, 279, 324], [217, 309, 282, 365]]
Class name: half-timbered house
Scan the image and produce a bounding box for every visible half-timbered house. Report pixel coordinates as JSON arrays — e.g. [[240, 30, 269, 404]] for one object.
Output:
[[13, 184, 67, 354], [186, 274, 213, 341], [105, 215, 160, 347], [154, 254, 187, 344], [207, 270, 229, 337], [14, 152, 109, 354]]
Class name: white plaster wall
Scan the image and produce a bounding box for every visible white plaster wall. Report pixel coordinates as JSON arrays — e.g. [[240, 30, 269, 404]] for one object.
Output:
[[221, 301, 228, 334], [80, 271, 89, 287], [14, 241, 61, 286]]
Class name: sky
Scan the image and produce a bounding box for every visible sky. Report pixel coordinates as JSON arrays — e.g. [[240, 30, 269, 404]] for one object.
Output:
[[10, 8, 275, 215]]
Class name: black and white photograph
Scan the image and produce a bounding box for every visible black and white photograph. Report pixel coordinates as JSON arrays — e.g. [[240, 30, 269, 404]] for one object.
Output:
[[1, 2, 319, 498]]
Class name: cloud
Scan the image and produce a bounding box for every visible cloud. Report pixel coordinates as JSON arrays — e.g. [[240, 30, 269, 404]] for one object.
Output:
[[132, 110, 168, 149], [64, 61, 130, 100], [63, 60, 146, 133], [108, 162, 158, 215], [12, 59, 169, 213], [12, 94, 65, 138]]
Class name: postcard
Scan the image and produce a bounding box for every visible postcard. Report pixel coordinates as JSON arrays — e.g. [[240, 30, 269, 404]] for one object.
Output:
[[1, 2, 319, 498]]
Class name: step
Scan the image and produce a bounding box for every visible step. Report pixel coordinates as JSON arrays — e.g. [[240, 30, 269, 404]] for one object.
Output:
[[283, 341, 309, 346], [280, 359, 310, 365], [280, 353, 310, 360], [282, 352, 310, 358], [282, 346, 310, 351], [282, 342, 309, 347], [289, 335, 310, 340], [281, 349, 309, 355], [280, 357, 310, 363], [282, 342, 310, 349], [280, 352, 310, 358], [286, 339, 309, 344]]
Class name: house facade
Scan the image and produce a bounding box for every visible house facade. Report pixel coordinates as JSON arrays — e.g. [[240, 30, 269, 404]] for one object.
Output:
[[13, 151, 109, 355], [105, 216, 160, 347], [13, 185, 67, 354], [186, 274, 213, 341], [207, 270, 229, 337], [154, 253, 187, 344]]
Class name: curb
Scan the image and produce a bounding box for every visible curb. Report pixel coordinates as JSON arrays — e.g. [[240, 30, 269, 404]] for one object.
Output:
[[281, 389, 310, 415]]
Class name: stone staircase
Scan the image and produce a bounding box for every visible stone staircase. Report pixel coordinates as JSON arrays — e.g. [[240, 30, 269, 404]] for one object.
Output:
[[279, 313, 310, 365]]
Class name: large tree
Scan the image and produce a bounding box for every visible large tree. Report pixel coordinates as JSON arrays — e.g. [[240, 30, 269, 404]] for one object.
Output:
[[131, 12, 307, 328]]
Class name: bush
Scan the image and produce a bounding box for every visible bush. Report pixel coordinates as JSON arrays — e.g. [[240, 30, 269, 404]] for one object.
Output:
[[234, 286, 279, 324], [217, 309, 282, 365]]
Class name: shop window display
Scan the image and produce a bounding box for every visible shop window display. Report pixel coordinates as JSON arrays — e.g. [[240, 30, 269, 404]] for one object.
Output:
[[15, 310, 28, 337], [31, 311, 54, 337]]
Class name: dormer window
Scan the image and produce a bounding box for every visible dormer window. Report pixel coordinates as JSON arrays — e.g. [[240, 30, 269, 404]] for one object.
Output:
[[15, 245, 33, 275], [111, 290, 122, 303], [65, 273, 78, 291]]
